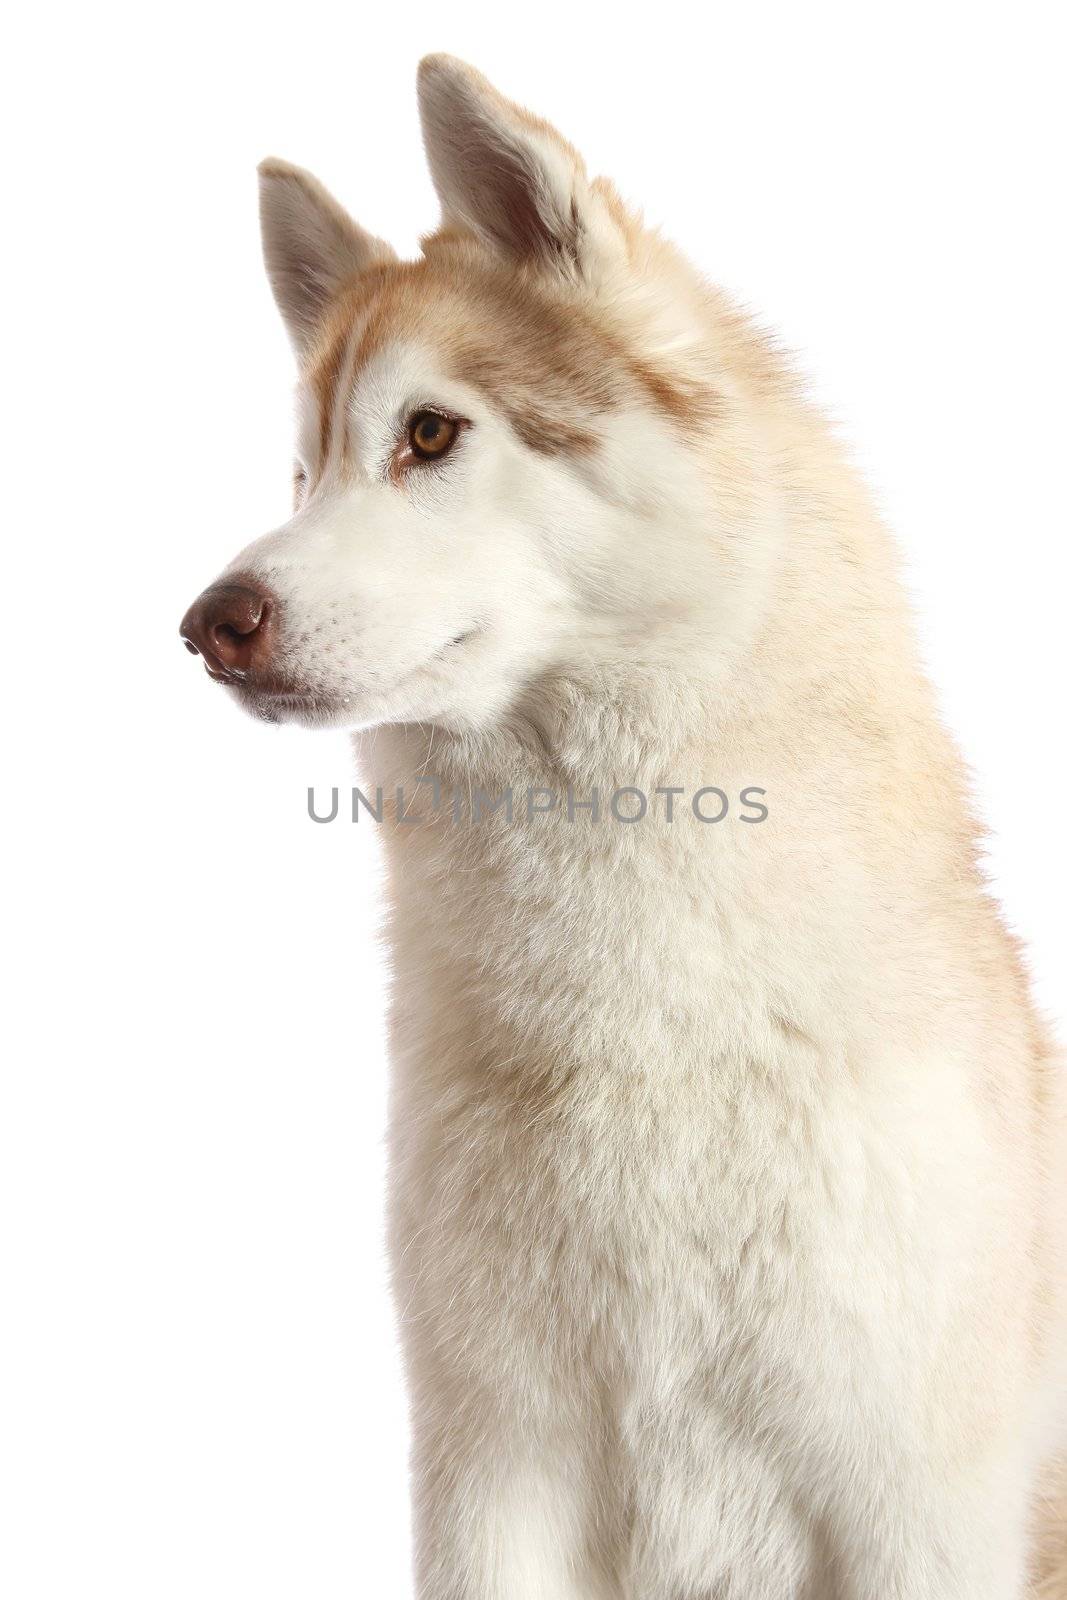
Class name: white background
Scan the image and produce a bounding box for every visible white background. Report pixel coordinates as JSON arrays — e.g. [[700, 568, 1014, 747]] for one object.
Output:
[[3, 3, 1064, 1595]]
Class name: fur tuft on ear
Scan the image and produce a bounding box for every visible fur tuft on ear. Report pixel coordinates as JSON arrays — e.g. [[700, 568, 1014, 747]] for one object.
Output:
[[258, 158, 396, 354], [416, 55, 625, 282]]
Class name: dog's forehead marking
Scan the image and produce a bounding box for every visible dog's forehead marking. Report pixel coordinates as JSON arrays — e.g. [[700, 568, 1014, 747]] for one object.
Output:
[[302, 251, 719, 468], [306, 294, 379, 471]]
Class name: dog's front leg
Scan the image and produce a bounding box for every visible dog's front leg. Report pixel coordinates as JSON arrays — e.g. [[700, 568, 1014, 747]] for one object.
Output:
[[826, 1448, 1031, 1600], [407, 1406, 611, 1600]]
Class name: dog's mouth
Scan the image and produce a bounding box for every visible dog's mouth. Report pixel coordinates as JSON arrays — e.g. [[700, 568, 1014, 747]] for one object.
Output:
[[236, 682, 346, 727], [215, 671, 339, 724], [443, 628, 478, 652], [182, 606, 484, 731], [187, 649, 338, 722]]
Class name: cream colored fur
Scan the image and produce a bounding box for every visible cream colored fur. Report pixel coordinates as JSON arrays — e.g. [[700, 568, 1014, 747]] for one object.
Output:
[[202, 55, 1067, 1598]]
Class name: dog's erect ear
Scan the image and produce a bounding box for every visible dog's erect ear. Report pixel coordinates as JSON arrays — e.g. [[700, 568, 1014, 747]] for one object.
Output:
[[417, 55, 625, 282], [258, 158, 396, 353]]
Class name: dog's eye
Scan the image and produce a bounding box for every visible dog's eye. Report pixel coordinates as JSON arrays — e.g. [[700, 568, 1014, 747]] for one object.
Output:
[[408, 411, 458, 461]]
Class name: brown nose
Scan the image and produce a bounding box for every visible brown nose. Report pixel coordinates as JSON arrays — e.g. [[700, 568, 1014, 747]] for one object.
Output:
[[180, 579, 275, 678]]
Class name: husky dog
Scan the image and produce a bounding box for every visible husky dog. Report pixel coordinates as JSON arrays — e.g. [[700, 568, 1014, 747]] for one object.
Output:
[[180, 56, 1066, 1599]]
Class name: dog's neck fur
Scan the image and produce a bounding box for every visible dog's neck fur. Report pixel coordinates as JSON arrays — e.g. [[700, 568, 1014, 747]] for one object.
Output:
[[359, 449, 1029, 1100]]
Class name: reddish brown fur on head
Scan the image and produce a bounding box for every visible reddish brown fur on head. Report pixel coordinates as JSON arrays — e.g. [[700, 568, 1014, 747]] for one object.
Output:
[[257, 55, 722, 482], [298, 236, 721, 484]]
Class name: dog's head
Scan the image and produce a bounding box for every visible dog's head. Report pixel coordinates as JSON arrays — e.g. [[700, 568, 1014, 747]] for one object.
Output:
[[181, 56, 777, 732]]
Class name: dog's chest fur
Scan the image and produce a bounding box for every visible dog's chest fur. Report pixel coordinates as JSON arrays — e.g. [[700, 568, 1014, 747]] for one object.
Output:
[[374, 715, 1026, 1453]]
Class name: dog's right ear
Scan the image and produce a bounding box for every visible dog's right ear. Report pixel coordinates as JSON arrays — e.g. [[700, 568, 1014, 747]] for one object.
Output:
[[257, 159, 396, 354], [416, 56, 627, 285]]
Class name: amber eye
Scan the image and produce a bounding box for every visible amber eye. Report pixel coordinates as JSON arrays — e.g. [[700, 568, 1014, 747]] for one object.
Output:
[[408, 410, 458, 461]]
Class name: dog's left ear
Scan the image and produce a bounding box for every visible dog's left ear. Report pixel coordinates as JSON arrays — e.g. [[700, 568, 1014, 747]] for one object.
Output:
[[417, 55, 627, 284], [258, 158, 396, 354]]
